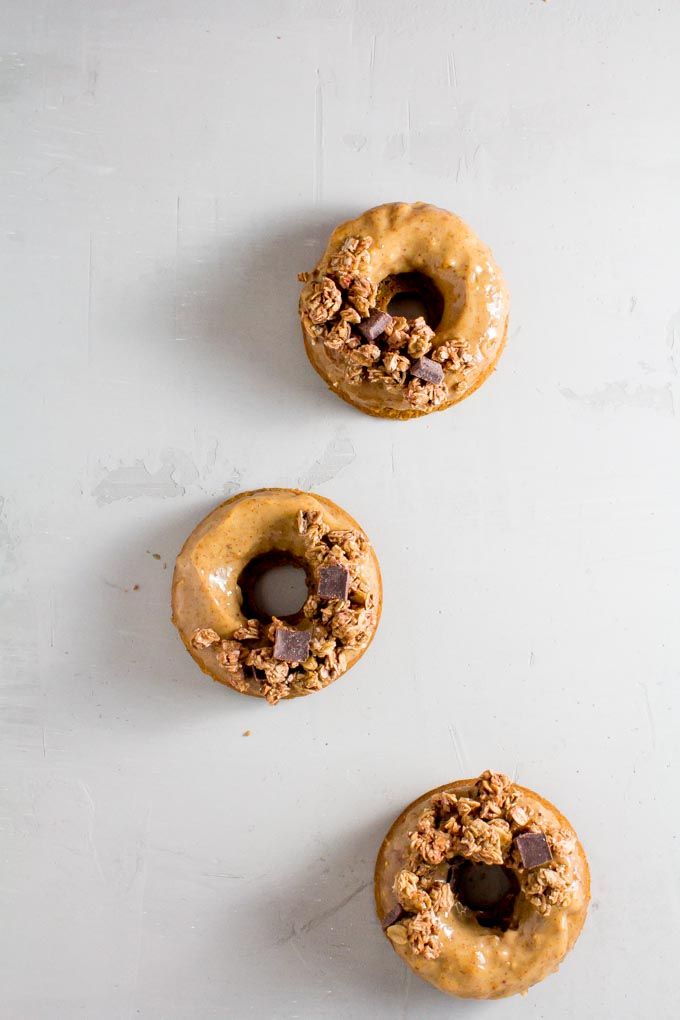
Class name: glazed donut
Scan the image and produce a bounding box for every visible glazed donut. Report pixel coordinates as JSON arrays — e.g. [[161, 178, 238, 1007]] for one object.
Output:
[[299, 202, 509, 419], [171, 488, 381, 705], [375, 771, 589, 999]]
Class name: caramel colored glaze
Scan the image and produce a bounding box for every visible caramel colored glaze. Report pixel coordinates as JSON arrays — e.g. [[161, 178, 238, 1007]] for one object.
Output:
[[375, 780, 590, 1000], [171, 488, 382, 700], [302, 202, 509, 420]]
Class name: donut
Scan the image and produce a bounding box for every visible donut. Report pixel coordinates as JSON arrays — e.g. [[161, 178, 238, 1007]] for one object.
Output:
[[171, 488, 382, 705], [299, 202, 509, 419], [374, 771, 589, 999]]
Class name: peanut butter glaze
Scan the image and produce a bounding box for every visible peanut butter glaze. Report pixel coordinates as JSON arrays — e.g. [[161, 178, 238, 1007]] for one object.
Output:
[[172, 489, 382, 701], [300, 202, 509, 419], [375, 778, 590, 999]]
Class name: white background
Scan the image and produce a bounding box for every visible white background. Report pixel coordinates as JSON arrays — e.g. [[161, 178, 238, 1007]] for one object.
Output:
[[2, 1, 679, 1017]]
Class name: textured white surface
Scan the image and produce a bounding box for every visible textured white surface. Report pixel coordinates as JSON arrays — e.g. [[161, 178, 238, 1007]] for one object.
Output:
[[1, 1, 680, 1017]]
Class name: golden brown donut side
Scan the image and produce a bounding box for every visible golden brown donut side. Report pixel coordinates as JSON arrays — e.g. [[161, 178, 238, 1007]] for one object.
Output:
[[300, 202, 510, 420], [375, 776, 590, 1000], [172, 488, 382, 703], [310, 318, 508, 421]]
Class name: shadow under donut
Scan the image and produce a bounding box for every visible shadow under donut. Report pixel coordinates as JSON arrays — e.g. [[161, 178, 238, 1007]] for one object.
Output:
[[166, 205, 362, 421], [224, 813, 488, 1016], [78, 499, 273, 732]]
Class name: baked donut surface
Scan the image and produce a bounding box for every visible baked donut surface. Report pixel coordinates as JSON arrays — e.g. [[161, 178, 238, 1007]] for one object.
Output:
[[375, 771, 589, 999], [299, 202, 509, 419], [172, 488, 381, 704]]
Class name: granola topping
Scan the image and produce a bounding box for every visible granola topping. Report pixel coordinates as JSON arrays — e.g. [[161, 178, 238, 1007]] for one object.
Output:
[[388, 771, 576, 960], [300, 235, 476, 411], [190, 509, 376, 706], [191, 628, 221, 649]]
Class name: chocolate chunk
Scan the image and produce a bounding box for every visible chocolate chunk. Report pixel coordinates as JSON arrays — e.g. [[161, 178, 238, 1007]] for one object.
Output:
[[381, 904, 405, 930], [514, 832, 552, 870], [410, 356, 444, 385], [272, 627, 311, 663], [317, 564, 350, 601], [357, 310, 392, 341]]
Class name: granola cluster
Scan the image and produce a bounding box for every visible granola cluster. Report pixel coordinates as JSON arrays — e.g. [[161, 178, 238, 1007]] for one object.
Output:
[[300, 236, 477, 410], [191, 510, 376, 705], [385, 772, 575, 960]]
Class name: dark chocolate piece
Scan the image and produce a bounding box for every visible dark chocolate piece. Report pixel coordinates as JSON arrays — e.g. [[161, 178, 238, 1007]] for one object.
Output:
[[410, 356, 444, 385], [514, 831, 552, 870], [357, 309, 392, 341], [317, 564, 350, 601], [381, 904, 405, 930], [273, 627, 311, 663]]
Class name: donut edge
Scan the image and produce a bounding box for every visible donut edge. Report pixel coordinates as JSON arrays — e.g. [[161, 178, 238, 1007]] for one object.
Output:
[[373, 777, 591, 999], [300, 201, 510, 421], [171, 487, 383, 702]]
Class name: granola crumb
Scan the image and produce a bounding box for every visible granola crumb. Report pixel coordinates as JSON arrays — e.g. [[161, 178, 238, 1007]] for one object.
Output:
[[191, 627, 221, 649], [429, 881, 454, 916], [404, 911, 441, 960]]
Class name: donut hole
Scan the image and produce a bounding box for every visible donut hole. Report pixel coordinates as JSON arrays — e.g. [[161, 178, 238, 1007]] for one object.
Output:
[[450, 858, 520, 932], [378, 272, 444, 330], [238, 552, 310, 624]]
